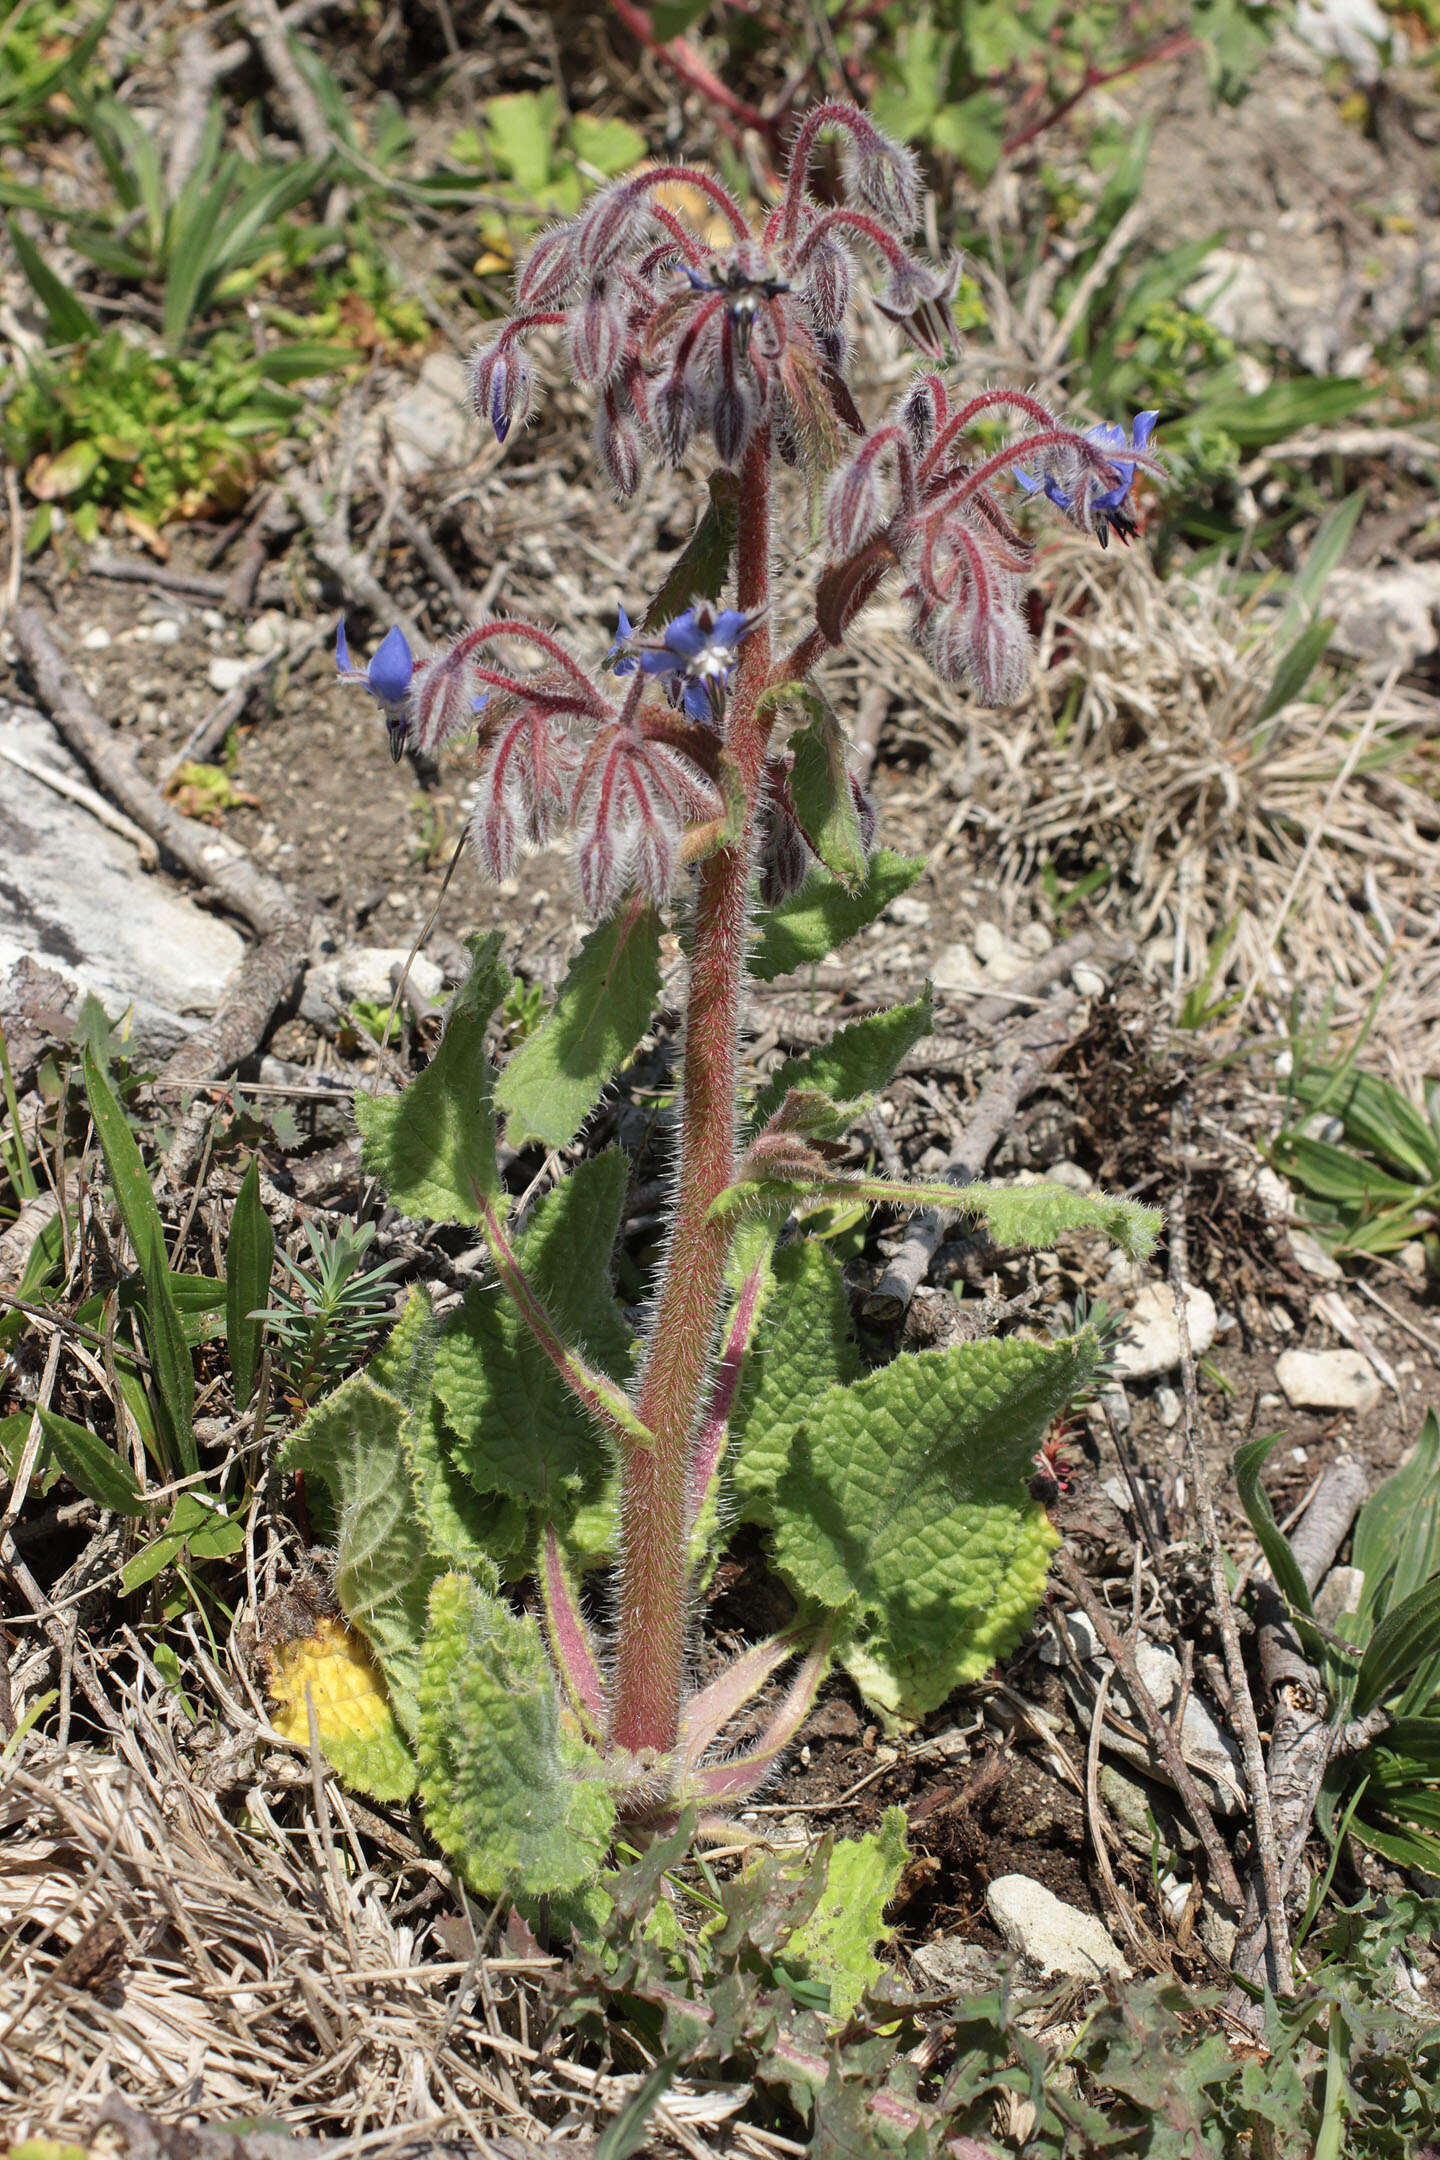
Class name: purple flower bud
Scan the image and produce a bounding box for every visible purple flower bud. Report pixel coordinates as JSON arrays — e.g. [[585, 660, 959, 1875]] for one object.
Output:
[[825, 447, 885, 556], [800, 233, 852, 334], [571, 281, 628, 389], [711, 353, 760, 467], [841, 128, 921, 233], [967, 600, 1029, 706], [573, 176, 651, 275], [653, 368, 698, 465], [470, 337, 532, 443], [515, 223, 577, 311], [410, 639, 489, 756], [595, 392, 643, 499]]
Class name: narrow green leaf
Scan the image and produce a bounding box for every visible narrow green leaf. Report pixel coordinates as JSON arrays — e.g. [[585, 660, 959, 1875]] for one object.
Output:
[[495, 904, 662, 1151], [772, 1333, 1093, 1718], [356, 933, 509, 1224], [418, 1571, 615, 1900], [751, 849, 927, 982], [755, 1000, 931, 1152], [225, 1155, 273, 1413], [1276, 491, 1366, 640], [595, 2060, 681, 2160], [1292, 1065, 1440, 1184], [1233, 1434, 1323, 1642], [1356, 1577, 1440, 1719], [83, 1045, 195, 1475], [36, 1407, 145, 1516], [6, 217, 98, 342], [784, 689, 868, 893], [1354, 1411, 1440, 1625], [1257, 617, 1333, 722], [641, 470, 741, 631], [1270, 1133, 1422, 1208]]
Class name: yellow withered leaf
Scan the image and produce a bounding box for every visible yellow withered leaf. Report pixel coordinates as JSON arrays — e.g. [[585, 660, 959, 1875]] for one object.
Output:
[[267, 1615, 417, 1802]]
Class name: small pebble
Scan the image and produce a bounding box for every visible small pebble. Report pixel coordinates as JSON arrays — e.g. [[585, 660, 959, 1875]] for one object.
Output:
[[1071, 963, 1107, 997], [149, 618, 182, 647], [1019, 920, 1054, 956], [207, 656, 251, 693], [886, 894, 931, 928], [201, 608, 225, 631], [80, 626, 112, 651], [1154, 1385, 1182, 1430]]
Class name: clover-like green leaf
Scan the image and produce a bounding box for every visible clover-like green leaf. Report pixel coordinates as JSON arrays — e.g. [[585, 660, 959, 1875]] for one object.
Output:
[[771, 1333, 1095, 1718], [418, 1571, 615, 1900], [495, 902, 662, 1151]]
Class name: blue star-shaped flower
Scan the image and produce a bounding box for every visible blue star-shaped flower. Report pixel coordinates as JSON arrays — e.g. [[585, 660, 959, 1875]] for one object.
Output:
[[609, 604, 757, 723], [336, 620, 415, 762]]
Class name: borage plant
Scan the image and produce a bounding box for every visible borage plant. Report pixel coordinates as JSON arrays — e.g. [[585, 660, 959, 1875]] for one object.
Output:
[[288, 105, 1162, 1910]]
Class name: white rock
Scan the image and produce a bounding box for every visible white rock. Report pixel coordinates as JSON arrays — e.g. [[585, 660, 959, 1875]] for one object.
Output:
[[80, 626, 113, 651], [982, 948, 1029, 984], [986, 1876, 1131, 1982], [1047, 1159, 1094, 1193], [1097, 1380, 1131, 1432], [1399, 1240, 1427, 1279], [1275, 1347, 1382, 1416], [972, 921, 1008, 965], [243, 612, 288, 657], [932, 942, 984, 994], [886, 894, 931, 928], [1295, 0, 1398, 78], [149, 618, 182, 647], [1314, 1564, 1365, 1629], [1325, 564, 1440, 675], [301, 946, 446, 1027], [207, 655, 252, 693], [381, 351, 482, 479], [1254, 1167, 1296, 1223], [0, 710, 244, 1056], [1288, 1227, 1343, 1281], [1154, 1385, 1182, 1430], [1071, 963, 1107, 998], [1113, 1283, 1218, 1381], [1019, 920, 1053, 957]]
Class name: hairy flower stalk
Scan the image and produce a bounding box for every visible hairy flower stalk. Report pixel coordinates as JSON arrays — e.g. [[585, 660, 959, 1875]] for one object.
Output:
[[353, 104, 1163, 1818]]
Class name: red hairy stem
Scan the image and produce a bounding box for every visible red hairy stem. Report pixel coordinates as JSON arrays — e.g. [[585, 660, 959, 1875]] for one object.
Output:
[[687, 1250, 771, 1533], [606, 5, 774, 151], [919, 387, 1061, 477], [608, 435, 774, 1762]]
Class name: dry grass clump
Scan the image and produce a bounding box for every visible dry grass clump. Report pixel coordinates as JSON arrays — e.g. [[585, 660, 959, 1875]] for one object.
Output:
[[834, 534, 1440, 1082]]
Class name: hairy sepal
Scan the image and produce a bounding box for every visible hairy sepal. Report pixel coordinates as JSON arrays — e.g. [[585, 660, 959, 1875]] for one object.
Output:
[[355, 932, 509, 1223], [495, 902, 663, 1151], [771, 1334, 1097, 1719], [418, 1571, 615, 1901]]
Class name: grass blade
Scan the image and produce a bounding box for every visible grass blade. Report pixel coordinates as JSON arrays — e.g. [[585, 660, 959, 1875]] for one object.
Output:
[[226, 1154, 274, 1413]]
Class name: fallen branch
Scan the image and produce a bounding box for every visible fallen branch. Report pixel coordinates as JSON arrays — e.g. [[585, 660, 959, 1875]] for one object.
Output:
[[85, 554, 289, 611], [862, 994, 1077, 1323], [12, 608, 307, 938], [160, 918, 313, 1182]]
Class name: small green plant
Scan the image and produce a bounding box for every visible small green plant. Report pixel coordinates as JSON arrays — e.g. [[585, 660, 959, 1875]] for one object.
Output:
[[283, 108, 1162, 1905], [1273, 1060, 1440, 1264], [262, 1218, 402, 1410], [446, 88, 647, 269], [1238, 1416, 1440, 1874]]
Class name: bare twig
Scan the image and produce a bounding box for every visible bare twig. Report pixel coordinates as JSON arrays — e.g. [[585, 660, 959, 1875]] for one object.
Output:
[[85, 554, 288, 610], [241, 0, 334, 163], [12, 607, 307, 938], [1053, 1546, 1243, 1909], [159, 918, 313, 1182], [280, 464, 423, 649]]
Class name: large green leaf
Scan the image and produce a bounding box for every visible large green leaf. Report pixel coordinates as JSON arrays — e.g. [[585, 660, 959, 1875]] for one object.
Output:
[[781, 1807, 908, 2018], [282, 1370, 443, 1739], [432, 1151, 633, 1508], [729, 1239, 861, 1519], [750, 850, 927, 982], [784, 687, 868, 893], [36, 1406, 145, 1517], [356, 933, 509, 1224], [771, 1334, 1094, 1718], [750, 990, 932, 1135], [495, 904, 662, 1151], [418, 1571, 615, 1899]]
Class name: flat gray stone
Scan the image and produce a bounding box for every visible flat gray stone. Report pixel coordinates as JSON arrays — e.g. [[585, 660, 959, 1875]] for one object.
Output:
[[0, 708, 244, 1058], [910, 1937, 999, 1996], [1113, 1282, 1218, 1381], [1275, 1347, 1383, 1415], [986, 1875, 1131, 1982]]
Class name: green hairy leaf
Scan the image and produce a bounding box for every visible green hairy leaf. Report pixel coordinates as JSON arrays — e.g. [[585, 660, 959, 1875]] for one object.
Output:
[[780, 687, 868, 893], [782, 1807, 908, 2017], [771, 1334, 1096, 1719], [642, 469, 741, 630], [949, 1181, 1161, 1259], [730, 1240, 861, 1518], [750, 849, 928, 982], [432, 1150, 633, 1510], [356, 932, 509, 1223], [225, 1154, 273, 1413], [418, 1571, 616, 1900], [750, 990, 933, 1135], [282, 1370, 443, 1737], [496, 903, 662, 1151]]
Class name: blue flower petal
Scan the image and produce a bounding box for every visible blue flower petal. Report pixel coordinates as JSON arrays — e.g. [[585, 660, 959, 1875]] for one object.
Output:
[[1133, 410, 1159, 447], [336, 619, 352, 675], [681, 680, 712, 722], [367, 624, 414, 705], [1013, 466, 1043, 495], [639, 649, 680, 676], [711, 609, 751, 647], [660, 611, 708, 661], [1043, 475, 1074, 512]]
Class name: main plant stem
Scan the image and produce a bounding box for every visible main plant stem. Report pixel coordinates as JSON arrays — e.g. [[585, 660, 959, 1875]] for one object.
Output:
[[609, 437, 773, 1761]]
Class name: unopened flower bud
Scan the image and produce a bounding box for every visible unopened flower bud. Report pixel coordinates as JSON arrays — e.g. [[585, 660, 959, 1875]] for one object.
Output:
[[470, 338, 532, 443], [515, 222, 577, 310], [967, 601, 1029, 706], [801, 233, 852, 333], [825, 449, 885, 556], [571, 280, 628, 388], [595, 391, 643, 498], [842, 128, 921, 233]]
